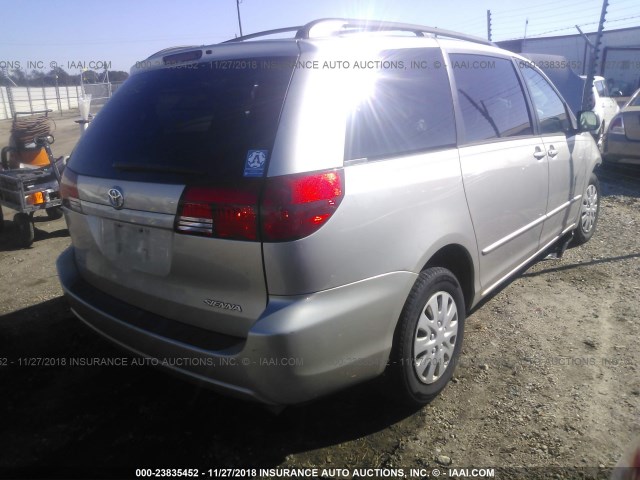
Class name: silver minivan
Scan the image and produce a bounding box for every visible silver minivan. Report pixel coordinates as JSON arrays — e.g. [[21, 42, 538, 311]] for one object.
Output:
[[57, 19, 602, 406]]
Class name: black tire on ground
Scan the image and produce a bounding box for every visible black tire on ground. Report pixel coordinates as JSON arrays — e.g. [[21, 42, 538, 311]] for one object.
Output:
[[387, 267, 466, 407], [46, 207, 64, 220], [1, 146, 15, 170], [14, 213, 34, 248], [0, 207, 4, 233], [572, 172, 600, 247]]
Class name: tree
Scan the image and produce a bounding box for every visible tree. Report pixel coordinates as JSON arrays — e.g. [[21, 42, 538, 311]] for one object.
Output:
[[81, 70, 99, 83], [28, 69, 45, 86], [48, 67, 72, 86], [107, 70, 129, 82]]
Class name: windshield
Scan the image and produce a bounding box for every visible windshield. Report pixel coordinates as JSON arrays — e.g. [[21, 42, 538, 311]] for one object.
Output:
[[69, 57, 296, 184]]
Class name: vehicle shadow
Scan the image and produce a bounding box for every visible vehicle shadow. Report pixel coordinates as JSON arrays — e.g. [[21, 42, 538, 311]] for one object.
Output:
[[520, 252, 640, 278], [0, 298, 422, 476], [0, 216, 68, 252], [599, 162, 640, 198]]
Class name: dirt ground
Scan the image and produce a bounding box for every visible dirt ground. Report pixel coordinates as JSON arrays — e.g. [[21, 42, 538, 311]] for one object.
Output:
[[0, 113, 639, 480]]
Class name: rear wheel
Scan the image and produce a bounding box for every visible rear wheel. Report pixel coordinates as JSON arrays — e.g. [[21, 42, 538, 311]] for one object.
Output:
[[14, 213, 34, 248], [573, 173, 600, 246], [387, 267, 465, 406], [0, 207, 4, 233]]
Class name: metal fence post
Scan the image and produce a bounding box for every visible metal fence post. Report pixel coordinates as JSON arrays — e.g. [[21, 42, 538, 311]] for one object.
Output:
[[0, 87, 9, 119], [26, 85, 33, 112], [42, 84, 48, 111], [7, 86, 16, 118], [55, 78, 62, 115]]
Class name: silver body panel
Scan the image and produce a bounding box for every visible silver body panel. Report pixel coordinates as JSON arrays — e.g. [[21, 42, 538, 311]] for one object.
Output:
[[70, 178, 267, 338], [605, 104, 640, 163], [57, 31, 602, 405]]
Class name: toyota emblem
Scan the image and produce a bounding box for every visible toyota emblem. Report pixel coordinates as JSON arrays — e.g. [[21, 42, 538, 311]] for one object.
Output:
[[107, 187, 124, 210]]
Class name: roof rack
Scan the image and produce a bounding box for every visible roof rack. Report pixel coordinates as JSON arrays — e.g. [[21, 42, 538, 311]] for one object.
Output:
[[224, 18, 495, 47], [223, 26, 302, 43]]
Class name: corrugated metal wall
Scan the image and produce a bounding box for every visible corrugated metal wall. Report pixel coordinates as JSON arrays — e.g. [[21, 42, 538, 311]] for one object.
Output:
[[0, 85, 83, 120], [509, 27, 640, 95], [0, 82, 123, 121]]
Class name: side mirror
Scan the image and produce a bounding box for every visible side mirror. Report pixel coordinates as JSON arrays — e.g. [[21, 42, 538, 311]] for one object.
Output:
[[577, 110, 600, 132]]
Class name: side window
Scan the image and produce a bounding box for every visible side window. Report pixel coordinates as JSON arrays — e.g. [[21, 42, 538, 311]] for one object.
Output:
[[450, 54, 533, 143], [520, 66, 571, 135], [345, 49, 456, 161], [594, 80, 607, 97]]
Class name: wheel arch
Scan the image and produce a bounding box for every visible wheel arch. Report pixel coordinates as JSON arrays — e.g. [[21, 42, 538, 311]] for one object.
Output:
[[422, 244, 475, 312]]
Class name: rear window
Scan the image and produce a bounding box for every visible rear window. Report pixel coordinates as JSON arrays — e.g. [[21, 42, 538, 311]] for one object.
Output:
[[69, 57, 296, 184]]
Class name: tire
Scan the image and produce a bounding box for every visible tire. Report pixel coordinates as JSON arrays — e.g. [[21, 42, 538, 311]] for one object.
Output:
[[46, 207, 64, 220], [0, 207, 4, 233], [387, 267, 466, 406], [1, 146, 15, 170], [572, 173, 600, 246], [14, 213, 34, 248]]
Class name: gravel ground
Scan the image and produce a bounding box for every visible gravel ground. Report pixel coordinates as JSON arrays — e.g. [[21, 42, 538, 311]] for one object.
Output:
[[0, 149, 638, 479]]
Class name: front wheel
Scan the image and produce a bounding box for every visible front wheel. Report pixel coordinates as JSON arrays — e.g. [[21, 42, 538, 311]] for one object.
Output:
[[573, 173, 600, 246], [387, 267, 466, 406]]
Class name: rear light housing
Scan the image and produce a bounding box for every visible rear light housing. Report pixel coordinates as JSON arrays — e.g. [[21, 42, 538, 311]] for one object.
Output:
[[261, 170, 344, 242], [176, 185, 260, 241], [60, 168, 82, 213], [609, 116, 625, 135], [175, 169, 344, 242]]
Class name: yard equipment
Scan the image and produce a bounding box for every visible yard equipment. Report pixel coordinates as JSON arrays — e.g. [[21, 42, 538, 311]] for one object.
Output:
[[0, 110, 64, 248]]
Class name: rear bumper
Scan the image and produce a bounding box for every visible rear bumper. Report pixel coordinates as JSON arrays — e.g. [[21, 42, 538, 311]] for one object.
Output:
[[605, 134, 640, 163], [57, 247, 416, 405]]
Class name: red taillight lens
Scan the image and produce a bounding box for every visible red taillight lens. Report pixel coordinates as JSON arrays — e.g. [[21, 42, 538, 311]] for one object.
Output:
[[262, 170, 344, 242], [60, 168, 82, 212], [176, 169, 344, 242], [176, 185, 259, 241]]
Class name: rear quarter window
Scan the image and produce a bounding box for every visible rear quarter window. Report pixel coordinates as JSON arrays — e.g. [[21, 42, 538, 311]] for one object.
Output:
[[344, 48, 456, 161]]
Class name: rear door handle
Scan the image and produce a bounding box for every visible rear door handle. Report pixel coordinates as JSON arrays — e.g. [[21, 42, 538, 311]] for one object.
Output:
[[533, 147, 546, 160]]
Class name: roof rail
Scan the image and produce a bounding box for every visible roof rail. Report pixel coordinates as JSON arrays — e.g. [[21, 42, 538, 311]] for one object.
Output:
[[223, 26, 302, 43], [222, 18, 495, 47]]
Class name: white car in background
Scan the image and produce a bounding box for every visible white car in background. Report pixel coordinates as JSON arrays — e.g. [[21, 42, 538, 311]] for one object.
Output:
[[520, 55, 618, 149], [583, 75, 620, 146]]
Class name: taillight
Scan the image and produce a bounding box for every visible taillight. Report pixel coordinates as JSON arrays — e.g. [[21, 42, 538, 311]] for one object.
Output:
[[175, 169, 344, 242], [60, 168, 82, 212], [176, 185, 259, 241], [261, 169, 344, 242], [610, 116, 625, 135]]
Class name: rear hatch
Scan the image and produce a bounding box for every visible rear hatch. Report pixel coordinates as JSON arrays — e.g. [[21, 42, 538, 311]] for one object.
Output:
[[64, 52, 297, 338]]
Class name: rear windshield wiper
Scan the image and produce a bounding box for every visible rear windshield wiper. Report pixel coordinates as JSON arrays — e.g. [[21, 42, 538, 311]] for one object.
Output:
[[112, 162, 205, 176]]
